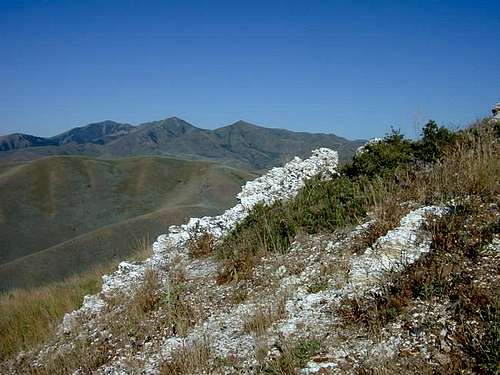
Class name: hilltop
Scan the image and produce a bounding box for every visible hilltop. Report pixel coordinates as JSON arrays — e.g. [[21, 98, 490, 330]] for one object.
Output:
[[1, 116, 498, 373], [0, 118, 364, 169]]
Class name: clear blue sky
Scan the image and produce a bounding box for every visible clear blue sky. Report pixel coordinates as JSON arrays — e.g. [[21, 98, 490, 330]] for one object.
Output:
[[1, 0, 499, 139]]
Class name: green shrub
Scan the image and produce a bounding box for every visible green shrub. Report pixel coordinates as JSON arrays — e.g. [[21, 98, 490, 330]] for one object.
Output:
[[292, 175, 366, 233], [343, 121, 457, 179], [414, 120, 457, 162], [342, 128, 414, 179]]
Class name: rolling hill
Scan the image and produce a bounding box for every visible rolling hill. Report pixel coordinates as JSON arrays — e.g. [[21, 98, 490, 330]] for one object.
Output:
[[0, 156, 255, 290]]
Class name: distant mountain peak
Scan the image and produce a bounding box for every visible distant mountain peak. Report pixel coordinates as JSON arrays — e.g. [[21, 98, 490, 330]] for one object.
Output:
[[218, 120, 264, 131], [147, 117, 194, 127], [165, 116, 186, 122], [52, 121, 134, 145], [232, 120, 258, 126], [0, 133, 57, 151]]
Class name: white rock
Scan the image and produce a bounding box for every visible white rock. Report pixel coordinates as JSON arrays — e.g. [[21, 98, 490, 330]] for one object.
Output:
[[60, 148, 339, 334], [492, 103, 500, 120], [355, 137, 383, 156]]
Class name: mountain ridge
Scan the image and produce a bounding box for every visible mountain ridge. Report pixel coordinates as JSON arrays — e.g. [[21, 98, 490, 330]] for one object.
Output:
[[0, 117, 365, 169]]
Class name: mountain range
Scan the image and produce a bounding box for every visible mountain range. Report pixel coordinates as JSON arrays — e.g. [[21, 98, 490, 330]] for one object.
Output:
[[0, 118, 364, 170]]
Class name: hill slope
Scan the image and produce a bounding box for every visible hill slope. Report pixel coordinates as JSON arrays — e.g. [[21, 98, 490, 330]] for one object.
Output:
[[0, 156, 255, 290], [0, 119, 498, 371], [0, 118, 364, 168], [0, 134, 57, 151]]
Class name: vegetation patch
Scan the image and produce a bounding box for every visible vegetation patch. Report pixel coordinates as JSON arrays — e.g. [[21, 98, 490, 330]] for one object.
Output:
[[187, 230, 215, 258], [339, 198, 499, 372], [163, 280, 197, 337], [160, 339, 213, 375], [216, 177, 369, 283], [24, 337, 110, 375], [0, 264, 110, 361], [260, 338, 321, 374], [132, 268, 162, 313], [243, 297, 287, 336], [215, 121, 465, 284], [216, 120, 499, 287]]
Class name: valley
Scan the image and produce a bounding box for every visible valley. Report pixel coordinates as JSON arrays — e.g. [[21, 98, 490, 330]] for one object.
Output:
[[0, 155, 255, 290]]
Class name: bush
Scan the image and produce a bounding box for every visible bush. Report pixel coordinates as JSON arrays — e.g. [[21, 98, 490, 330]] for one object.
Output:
[[414, 120, 457, 162], [261, 339, 321, 374], [343, 121, 458, 179], [342, 128, 414, 179], [292, 175, 366, 232]]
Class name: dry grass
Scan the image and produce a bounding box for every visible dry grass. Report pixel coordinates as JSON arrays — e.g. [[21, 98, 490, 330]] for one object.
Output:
[[163, 282, 196, 336], [0, 237, 152, 362], [260, 338, 321, 374], [339, 198, 499, 371], [408, 124, 499, 205], [243, 297, 287, 336], [159, 339, 213, 375], [129, 234, 153, 261], [132, 267, 162, 313], [0, 264, 111, 361], [228, 287, 249, 305], [18, 268, 163, 374], [306, 261, 343, 294], [335, 124, 500, 372], [21, 338, 111, 375], [187, 230, 215, 258], [22, 261, 198, 374], [350, 220, 395, 255]]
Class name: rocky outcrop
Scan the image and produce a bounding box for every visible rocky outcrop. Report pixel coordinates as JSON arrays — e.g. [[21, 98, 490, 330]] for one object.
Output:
[[492, 103, 500, 120], [355, 137, 383, 156], [62, 148, 339, 331]]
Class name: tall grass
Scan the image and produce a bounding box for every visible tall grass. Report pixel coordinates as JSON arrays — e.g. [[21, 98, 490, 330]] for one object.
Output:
[[27, 259, 199, 374], [0, 266, 108, 360], [216, 176, 378, 283], [0, 236, 152, 361]]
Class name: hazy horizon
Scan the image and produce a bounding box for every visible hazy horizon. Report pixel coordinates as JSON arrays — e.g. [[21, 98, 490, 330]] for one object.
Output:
[[1, 0, 499, 139]]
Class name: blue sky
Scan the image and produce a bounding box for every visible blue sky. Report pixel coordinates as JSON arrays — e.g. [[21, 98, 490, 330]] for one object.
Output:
[[0, 0, 499, 139]]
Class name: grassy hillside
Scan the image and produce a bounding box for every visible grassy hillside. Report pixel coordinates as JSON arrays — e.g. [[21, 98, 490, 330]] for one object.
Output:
[[0, 241, 152, 361], [0, 155, 255, 290]]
